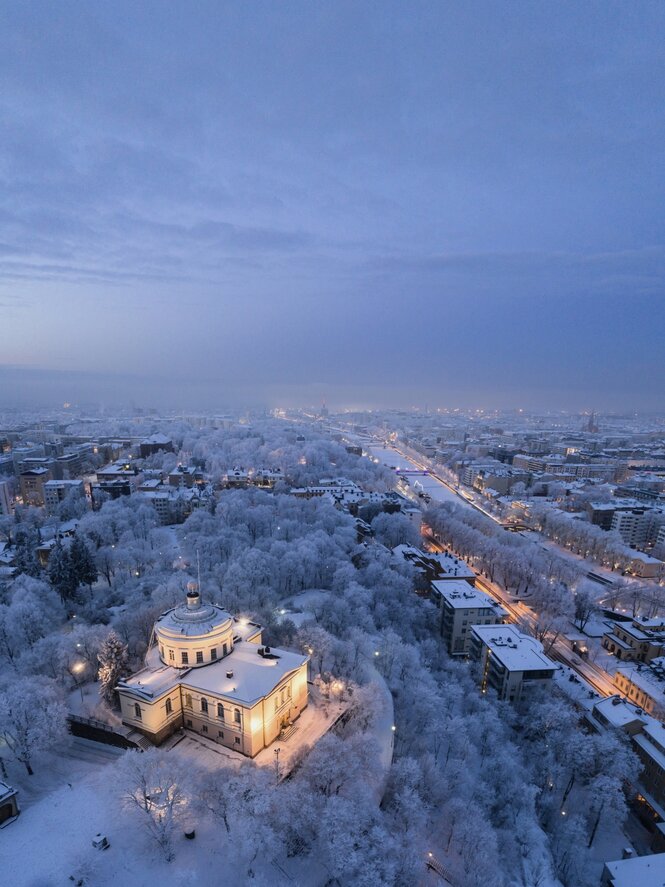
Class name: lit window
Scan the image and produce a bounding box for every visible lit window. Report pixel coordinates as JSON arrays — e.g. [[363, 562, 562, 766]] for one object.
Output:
[[234, 708, 241, 724], [181, 651, 189, 665], [211, 648, 217, 660], [201, 697, 208, 714], [217, 703, 224, 720], [165, 698, 173, 715], [196, 651, 203, 664], [134, 703, 142, 720]]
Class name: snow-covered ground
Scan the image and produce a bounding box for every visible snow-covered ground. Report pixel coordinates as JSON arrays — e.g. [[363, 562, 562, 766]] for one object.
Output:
[[169, 683, 348, 778]]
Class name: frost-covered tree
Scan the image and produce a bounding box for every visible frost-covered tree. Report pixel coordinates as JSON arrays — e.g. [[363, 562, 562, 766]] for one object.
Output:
[[97, 630, 129, 707], [48, 539, 78, 604], [371, 511, 421, 549], [117, 748, 190, 862], [0, 677, 67, 774], [69, 534, 98, 591]]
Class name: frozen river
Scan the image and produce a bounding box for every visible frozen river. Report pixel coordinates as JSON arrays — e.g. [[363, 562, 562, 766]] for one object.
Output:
[[369, 445, 466, 509]]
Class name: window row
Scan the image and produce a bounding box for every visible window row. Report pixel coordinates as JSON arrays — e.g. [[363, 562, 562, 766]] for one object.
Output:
[[160, 644, 229, 665], [184, 694, 242, 723], [273, 684, 292, 712]]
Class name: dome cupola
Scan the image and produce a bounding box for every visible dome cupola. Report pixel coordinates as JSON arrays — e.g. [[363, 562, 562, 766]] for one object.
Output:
[[154, 581, 234, 668]]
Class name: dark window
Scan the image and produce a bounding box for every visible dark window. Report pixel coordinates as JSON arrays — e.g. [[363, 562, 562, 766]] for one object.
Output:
[[217, 703, 225, 719], [134, 703, 142, 720], [218, 730, 224, 738], [165, 698, 173, 715], [181, 651, 189, 665], [234, 708, 241, 724], [169, 649, 175, 661], [201, 697, 208, 714], [186, 719, 192, 727], [234, 737, 240, 745], [202, 725, 208, 733], [223, 643, 228, 656], [196, 651, 204, 664], [211, 648, 217, 660], [185, 693, 192, 708]]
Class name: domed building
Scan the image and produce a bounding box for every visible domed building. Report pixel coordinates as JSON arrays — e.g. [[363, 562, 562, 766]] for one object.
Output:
[[117, 583, 309, 756]]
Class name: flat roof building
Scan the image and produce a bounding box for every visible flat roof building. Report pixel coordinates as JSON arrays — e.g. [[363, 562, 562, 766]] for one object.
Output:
[[431, 580, 508, 656], [470, 624, 556, 703]]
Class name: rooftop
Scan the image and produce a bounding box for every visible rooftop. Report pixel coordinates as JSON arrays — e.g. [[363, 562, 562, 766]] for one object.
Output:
[[182, 643, 308, 706], [603, 851, 665, 887], [471, 624, 556, 673], [121, 641, 308, 707], [432, 580, 507, 614]]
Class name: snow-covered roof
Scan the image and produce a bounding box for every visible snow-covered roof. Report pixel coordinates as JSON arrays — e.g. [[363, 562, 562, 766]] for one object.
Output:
[[603, 851, 665, 887], [592, 696, 647, 729], [431, 580, 506, 614], [120, 642, 307, 707], [182, 643, 308, 706], [471, 624, 556, 674], [0, 781, 17, 802], [155, 596, 233, 639]]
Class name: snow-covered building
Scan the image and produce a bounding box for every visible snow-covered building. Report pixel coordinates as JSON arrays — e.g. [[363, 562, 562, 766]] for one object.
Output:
[[43, 479, 85, 515], [432, 580, 508, 656], [0, 782, 20, 826], [470, 624, 556, 703], [614, 664, 665, 718], [138, 434, 174, 457], [602, 618, 665, 664], [601, 852, 665, 887], [117, 583, 309, 757]]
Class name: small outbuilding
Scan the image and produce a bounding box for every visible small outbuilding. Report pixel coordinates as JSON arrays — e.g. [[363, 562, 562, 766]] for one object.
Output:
[[0, 782, 20, 827]]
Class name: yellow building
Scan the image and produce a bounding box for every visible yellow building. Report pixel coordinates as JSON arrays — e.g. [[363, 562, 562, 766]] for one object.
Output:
[[117, 583, 309, 756]]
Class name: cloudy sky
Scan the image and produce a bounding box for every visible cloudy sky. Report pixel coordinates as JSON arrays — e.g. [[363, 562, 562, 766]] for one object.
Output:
[[1, 2, 664, 412]]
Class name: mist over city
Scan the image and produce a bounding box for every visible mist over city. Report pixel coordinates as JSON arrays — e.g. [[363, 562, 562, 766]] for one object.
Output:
[[1, 4, 665, 887]]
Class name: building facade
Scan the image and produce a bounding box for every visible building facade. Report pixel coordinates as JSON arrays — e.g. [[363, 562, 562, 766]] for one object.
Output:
[[117, 583, 309, 757], [469, 624, 556, 703]]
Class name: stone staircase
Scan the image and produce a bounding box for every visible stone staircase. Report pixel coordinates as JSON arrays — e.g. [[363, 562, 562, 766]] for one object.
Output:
[[278, 722, 298, 742], [125, 730, 154, 751]]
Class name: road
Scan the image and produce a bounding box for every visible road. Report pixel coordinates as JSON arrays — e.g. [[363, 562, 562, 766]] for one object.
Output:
[[423, 532, 617, 699], [342, 433, 620, 699]]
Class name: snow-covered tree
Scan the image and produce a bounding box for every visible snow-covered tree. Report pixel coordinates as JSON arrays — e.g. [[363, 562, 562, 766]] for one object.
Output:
[[97, 630, 129, 707], [69, 535, 98, 591], [0, 676, 67, 774], [117, 748, 190, 861]]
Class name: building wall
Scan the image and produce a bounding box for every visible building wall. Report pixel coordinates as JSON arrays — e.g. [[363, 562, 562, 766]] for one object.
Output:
[[440, 603, 504, 655], [119, 662, 309, 758], [614, 671, 663, 716]]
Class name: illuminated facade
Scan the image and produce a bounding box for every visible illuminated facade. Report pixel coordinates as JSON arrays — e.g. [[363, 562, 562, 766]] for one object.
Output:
[[117, 583, 309, 756]]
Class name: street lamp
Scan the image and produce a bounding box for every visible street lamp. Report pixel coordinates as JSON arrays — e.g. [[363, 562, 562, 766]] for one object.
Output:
[[72, 661, 86, 702]]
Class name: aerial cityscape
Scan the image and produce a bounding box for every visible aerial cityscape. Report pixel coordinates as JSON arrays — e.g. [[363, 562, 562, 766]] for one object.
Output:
[[1, 4, 664, 887]]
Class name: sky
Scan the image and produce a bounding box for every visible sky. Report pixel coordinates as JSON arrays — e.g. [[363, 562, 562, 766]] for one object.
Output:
[[0, 1, 664, 413]]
